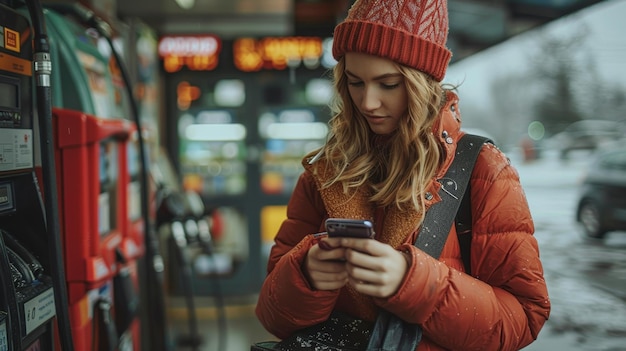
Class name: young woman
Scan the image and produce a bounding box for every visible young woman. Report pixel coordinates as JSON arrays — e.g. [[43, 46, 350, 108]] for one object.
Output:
[[255, 0, 550, 350]]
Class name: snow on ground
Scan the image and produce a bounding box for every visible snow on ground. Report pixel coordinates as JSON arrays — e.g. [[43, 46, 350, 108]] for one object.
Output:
[[509, 149, 626, 350]]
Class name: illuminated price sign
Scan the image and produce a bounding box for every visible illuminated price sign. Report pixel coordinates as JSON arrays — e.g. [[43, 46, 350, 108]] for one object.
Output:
[[158, 35, 222, 72], [233, 37, 323, 72]]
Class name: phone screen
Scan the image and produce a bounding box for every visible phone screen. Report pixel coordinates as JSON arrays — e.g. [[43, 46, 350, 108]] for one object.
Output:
[[325, 218, 375, 238]]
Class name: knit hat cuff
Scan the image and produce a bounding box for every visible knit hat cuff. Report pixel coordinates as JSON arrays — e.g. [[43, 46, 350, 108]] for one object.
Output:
[[333, 20, 452, 82]]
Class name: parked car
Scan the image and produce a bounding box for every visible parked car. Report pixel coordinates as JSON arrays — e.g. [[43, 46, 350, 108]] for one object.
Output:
[[576, 147, 626, 239], [549, 119, 625, 159]]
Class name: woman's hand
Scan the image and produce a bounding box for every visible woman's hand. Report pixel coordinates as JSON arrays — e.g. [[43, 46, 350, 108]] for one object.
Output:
[[303, 237, 349, 290], [339, 238, 410, 298]]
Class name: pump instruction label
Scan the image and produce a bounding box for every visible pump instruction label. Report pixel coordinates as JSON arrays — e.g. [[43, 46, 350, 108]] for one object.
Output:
[[23, 288, 56, 335], [0, 129, 33, 171], [3, 26, 20, 53]]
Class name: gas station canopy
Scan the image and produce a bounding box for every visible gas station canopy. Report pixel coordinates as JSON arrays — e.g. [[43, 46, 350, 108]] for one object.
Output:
[[116, 0, 606, 63]]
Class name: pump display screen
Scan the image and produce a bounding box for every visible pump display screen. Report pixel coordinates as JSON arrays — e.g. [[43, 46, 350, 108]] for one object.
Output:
[[127, 140, 142, 221], [98, 141, 118, 236], [0, 81, 18, 109]]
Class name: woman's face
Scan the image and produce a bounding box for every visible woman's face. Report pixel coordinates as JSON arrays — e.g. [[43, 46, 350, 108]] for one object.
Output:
[[344, 52, 408, 135]]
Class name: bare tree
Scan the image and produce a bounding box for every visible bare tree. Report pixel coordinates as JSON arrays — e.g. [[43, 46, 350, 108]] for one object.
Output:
[[528, 28, 591, 135]]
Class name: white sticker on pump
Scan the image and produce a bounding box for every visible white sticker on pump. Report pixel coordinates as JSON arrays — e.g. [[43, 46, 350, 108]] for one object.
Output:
[[0, 129, 33, 171], [99, 192, 111, 234], [23, 288, 56, 335], [128, 181, 141, 220]]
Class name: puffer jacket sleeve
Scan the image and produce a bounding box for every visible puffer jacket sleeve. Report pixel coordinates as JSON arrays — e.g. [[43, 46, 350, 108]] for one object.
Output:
[[255, 171, 338, 339], [377, 143, 550, 351]]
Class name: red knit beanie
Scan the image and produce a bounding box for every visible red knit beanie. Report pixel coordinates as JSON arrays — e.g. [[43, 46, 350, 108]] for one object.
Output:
[[332, 0, 452, 82]]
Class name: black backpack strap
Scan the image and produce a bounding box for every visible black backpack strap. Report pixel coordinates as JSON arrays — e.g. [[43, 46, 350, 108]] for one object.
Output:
[[367, 133, 490, 351], [413, 133, 489, 257], [455, 184, 473, 275], [454, 135, 493, 276]]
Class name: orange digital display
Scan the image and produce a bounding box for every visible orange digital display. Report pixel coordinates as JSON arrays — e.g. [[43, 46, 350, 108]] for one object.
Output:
[[159, 36, 326, 73], [176, 81, 201, 111], [233, 36, 323, 72]]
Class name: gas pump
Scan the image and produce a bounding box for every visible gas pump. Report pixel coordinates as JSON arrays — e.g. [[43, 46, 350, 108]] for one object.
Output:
[[38, 3, 168, 350], [2, 3, 138, 350], [0, 1, 65, 350], [155, 188, 203, 350], [74, 10, 167, 351], [180, 190, 227, 351], [0, 189, 56, 351], [52, 107, 133, 350], [151, 145, 228, 351]]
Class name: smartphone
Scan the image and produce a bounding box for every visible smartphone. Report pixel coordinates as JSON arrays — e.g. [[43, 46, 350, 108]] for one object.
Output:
[[325, 218, 375, 238]]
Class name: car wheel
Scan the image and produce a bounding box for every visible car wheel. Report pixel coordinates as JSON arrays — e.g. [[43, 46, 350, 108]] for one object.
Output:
[[578, 201, 606, 239]]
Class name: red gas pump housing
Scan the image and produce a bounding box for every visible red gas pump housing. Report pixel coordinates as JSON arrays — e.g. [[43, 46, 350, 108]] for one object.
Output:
[[52, 107, 133, 350]]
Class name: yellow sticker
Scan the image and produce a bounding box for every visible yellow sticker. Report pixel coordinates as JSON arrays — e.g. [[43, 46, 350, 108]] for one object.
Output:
[[5, 27, 20, 53]]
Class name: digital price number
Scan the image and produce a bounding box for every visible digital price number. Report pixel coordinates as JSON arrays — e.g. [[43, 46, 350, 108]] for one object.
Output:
[[158, 35, 222, 72], [233, 37, 323, 72]]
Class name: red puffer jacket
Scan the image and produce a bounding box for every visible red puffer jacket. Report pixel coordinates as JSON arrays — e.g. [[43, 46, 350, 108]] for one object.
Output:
[[255, 91, 550, 350]]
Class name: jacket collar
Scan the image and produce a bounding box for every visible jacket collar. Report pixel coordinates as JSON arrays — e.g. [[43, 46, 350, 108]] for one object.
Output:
[[432, 90, 463, 179]]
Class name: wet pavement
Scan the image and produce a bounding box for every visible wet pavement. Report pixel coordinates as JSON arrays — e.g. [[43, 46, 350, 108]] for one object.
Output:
[[516, 152, 626, 351], [577, 237, 626, 302]]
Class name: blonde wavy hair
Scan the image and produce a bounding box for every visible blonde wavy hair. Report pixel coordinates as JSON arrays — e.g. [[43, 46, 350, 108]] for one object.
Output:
[[310, 57, 447, 217]]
